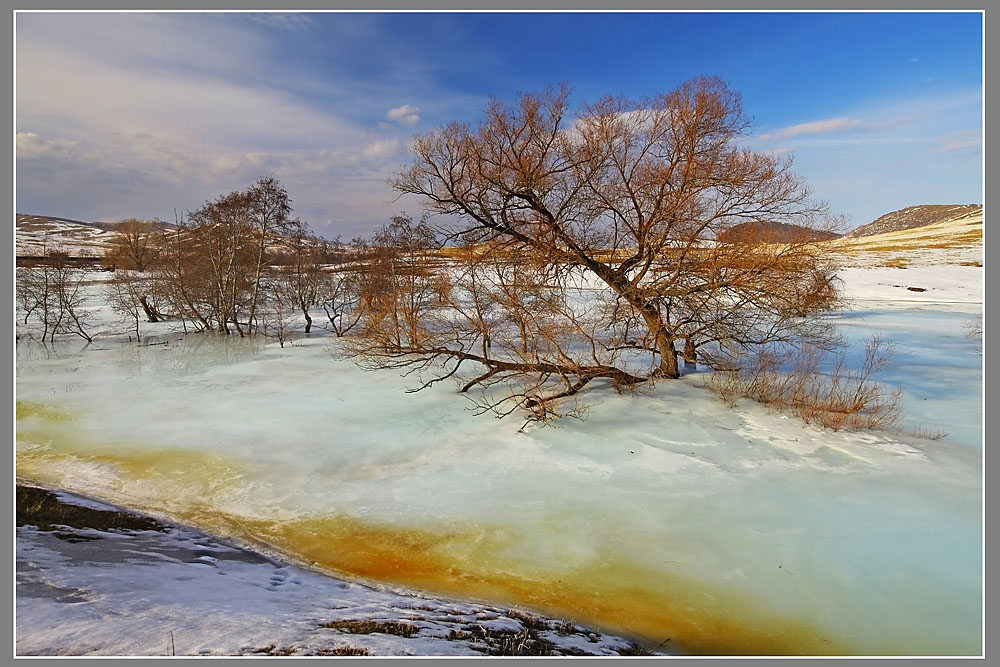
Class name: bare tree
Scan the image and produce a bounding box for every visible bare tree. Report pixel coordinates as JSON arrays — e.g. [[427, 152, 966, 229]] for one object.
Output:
[[107, 270, 154, 340], [152, 223, 213, 332], [183, 190, 258, 334], [270, 228, 327, 334], [319, 267, 365, 337], [104, 218, 163, 271], [16, 248, 96, 343], [348, 78, 843, 420], [16, 257, 59, 341], [245, 177, 300, 334], [144, 178, 303, 336], [358, 215, 443, 348], [259, 278, 295, 347]]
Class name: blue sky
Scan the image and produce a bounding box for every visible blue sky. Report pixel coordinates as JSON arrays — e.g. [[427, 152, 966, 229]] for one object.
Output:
[[15, 11, 982, 239]]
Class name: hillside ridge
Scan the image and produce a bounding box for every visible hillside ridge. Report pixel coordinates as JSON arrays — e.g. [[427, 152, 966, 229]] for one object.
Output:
[[846, 204, 981, 239]]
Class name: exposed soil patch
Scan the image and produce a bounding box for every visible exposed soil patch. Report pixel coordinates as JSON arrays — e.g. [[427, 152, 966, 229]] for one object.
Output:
[[17, 484, 165, 534]]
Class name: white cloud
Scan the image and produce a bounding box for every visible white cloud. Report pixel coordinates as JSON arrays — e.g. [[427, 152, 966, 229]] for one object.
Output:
[[243, 13, 314, 30], [756, 109, 949, 146], [758, 117, 863, 142], [16, 133, 85, 160], [362, 139, 403, 160], [386, 104, 421, 126], [931, 130, 982, 153]]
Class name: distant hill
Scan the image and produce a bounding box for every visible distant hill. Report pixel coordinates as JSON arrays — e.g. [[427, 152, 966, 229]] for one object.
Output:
[[16, 214, 181, 259], [716, 220, 842, 244], [822, 206, 982, 269], [16, 214, 120, 258], [16, 214, 123, 232], [845, 204, 982, 239], [15, 214, 334, 262]]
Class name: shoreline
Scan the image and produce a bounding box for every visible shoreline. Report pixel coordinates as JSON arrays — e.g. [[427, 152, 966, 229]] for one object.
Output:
[[15, 481, 661, 657]]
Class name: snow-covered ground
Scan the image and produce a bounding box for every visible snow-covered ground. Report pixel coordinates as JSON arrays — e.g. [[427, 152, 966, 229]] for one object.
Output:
[[14, 250, 983, 657], [837, 263, 982, 305]]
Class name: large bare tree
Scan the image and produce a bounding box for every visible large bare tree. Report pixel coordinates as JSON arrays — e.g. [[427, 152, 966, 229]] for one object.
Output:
[[352, 77, 841, 419]]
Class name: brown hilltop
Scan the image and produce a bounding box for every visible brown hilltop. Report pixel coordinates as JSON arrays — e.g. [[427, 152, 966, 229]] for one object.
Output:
[[716, 220, 841, 244]]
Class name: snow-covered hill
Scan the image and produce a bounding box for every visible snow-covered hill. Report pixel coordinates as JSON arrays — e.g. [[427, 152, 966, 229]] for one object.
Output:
[[844, 204, 981, 239], [16, 214, 117, 258]]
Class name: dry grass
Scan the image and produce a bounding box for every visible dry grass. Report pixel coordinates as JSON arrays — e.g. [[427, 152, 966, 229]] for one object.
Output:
[[245, 643, 372, 656], [433, 245, 483, 260], [320, 619, 418, 638], [827, 226, 982, 255], [844, 232, 981, 253], [881, 257, 909, 269], [818, 211, 983, 266], [433, 216, 983, 268]]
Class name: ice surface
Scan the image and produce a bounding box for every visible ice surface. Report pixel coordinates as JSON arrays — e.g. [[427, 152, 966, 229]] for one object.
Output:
[[14, 267, 983, 656]]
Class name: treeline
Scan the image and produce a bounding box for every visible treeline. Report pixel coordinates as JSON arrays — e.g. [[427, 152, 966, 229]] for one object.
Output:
[[15, 177, 436, 345]]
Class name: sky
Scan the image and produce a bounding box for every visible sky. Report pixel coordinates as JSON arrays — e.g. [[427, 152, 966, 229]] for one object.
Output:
[[15, 11, 983, 240]]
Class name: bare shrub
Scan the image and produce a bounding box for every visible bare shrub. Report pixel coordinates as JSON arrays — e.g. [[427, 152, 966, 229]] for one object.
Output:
[[107, 270, 151, 339], [259, 282, 294, 348], [705, 335, 902, 431], [268, 230, 329, 334], [319, 268, 365, 337]]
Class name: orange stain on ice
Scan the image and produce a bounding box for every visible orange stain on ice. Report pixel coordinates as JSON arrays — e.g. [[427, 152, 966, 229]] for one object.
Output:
[[232, 514, 847, 656]]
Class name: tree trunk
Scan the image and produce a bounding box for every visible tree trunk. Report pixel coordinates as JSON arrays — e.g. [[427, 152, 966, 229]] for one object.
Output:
[[139, 296, 160, 323], [654, 332, 680, 378], [301, 304, 312, 333], [683, 337, 697, 370], [247, 233, 267, 336], [632, 300, 680, 379]]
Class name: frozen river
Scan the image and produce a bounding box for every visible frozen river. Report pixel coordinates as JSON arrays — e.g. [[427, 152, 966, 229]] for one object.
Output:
[[15, 305, 982, 656]]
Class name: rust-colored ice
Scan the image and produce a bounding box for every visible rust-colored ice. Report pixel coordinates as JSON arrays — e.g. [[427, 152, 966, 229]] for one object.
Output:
[[230, 514, 847, 655]]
